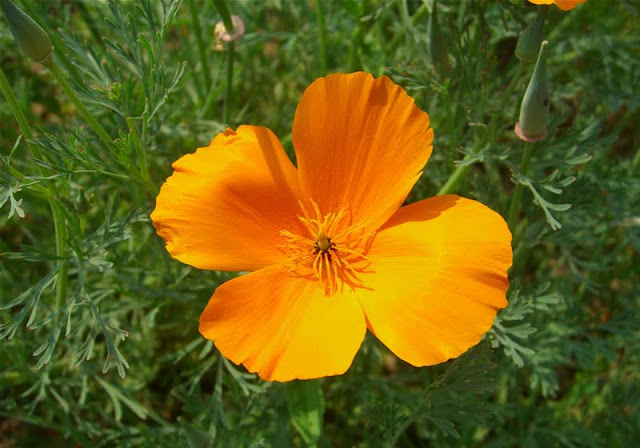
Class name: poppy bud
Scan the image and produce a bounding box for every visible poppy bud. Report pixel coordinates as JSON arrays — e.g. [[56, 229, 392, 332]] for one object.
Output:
[[516, 40, 549, 141], [428, 1, 449, 71], [214, 15, 245, 42], [515, 8, 547, 62], [1, 0, 52, 65]]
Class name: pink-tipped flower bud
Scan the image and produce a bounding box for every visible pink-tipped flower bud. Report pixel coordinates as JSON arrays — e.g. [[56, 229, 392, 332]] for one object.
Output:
[[214, 15, 245, 42], [516, 41, 550, 141], [1, 0, 52, 65]]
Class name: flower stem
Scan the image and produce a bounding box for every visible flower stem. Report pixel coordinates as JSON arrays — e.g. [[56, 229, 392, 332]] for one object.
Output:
[[286, 380, 324, 447], [0, 68, 36, 151], [388, 3, 428, 52], [223, 41, 235, 124], [438, 98, 469, 196], [315, 0, 328, 73], [51, 203, 68, 311], [489, 62, 524, 143], [0, 68, 51, 195], [438, 163, 471, 196], [211, 0, 234, 32], [187, 0, 211, 94], [631, 146, 640, 175], [0, 66, 68, 310], [349, 22, 363, 72], [439, 61, 525, 196], [126, 116, 156, 197], [49, 62, 113, 148], [507, 141, 534, 230]]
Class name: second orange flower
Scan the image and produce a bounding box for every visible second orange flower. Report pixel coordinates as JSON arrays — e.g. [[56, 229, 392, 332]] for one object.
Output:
[[528, 0, 586, 11]]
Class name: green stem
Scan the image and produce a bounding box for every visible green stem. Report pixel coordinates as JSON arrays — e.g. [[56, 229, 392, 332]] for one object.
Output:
[[6, 165, 48, 196], [223, 41, 235, 124], [388, 2, 429, 52], [0, 66, 68, 310], [631, 146, 640, 175], [489, 62, 524, 143], [0, 68, 36, 149], [316, 0, 328, 74], [438, 163, 471, 196], [211, 0, 234, 33], [126, 116, 156, 198], [447, 90, 457, 153], [286, 380, 325, 448], [349, 21, 364, 72], [0, 68, 52, 197], [52, 203, 68, 310], [126, 117, 150, 184], [507, 141, 534, 230], [198, 73, 220, 120], [49, 62, 113, 148], [438, 89, 469, 196], [439, 60, 525, 196], [188, 0, 212, 92]]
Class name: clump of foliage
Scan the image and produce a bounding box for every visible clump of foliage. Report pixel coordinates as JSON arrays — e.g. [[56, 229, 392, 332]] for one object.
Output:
[[0, 0, 638, 446]]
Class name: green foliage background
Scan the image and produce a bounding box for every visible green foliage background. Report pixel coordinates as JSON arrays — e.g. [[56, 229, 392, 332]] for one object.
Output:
[[1, 0, 638, 446]]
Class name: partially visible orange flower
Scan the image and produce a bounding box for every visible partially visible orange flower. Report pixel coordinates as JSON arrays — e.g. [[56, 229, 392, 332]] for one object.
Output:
[[151, 72, 512, 382], [528, 0, 586, 10]]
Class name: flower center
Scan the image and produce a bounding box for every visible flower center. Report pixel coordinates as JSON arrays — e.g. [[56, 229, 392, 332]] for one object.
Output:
[[279, 201, 375, 296]]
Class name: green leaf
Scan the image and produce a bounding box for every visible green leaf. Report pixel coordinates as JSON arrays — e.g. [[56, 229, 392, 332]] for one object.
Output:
[[94, 375, 151, 421], [178, 417, 214, 448], [286, 380, 325, 448]]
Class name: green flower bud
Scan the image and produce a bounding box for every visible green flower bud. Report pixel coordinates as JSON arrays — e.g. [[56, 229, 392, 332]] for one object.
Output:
[[517, 40, 550, 141], [1, 0, 52, 65], [428, 1, 449, 71], [515, 8, 547, 62]]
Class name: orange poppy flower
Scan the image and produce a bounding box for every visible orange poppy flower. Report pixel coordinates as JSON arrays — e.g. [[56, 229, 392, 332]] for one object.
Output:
[[528, 0, 586, 10], [151, 72, 512, 382]]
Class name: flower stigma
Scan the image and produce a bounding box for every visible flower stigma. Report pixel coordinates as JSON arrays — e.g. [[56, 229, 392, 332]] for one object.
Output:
[[315, 230, 333, 254], [279, 201, 375, 296]]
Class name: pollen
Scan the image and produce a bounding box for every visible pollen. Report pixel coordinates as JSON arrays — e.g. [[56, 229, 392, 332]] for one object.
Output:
[[279, 200, 375, 296]]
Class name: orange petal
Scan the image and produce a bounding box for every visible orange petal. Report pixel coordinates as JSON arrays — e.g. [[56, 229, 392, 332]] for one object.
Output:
[[357, 195, 512, 366], [292, 72, 433, 233], [199, 265, 366, 381], [554, 0, 586, 10], [528, 0, 585, 10], [151, 125, 305, 271]]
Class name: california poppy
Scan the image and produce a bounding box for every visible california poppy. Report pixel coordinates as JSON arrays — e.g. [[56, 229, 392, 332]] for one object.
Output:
[[151, 72, 512, 381], [528, 0, 586, 11]]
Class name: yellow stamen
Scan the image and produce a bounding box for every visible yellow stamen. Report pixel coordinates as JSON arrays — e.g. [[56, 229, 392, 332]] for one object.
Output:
[[278, 200, 375, 296]]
